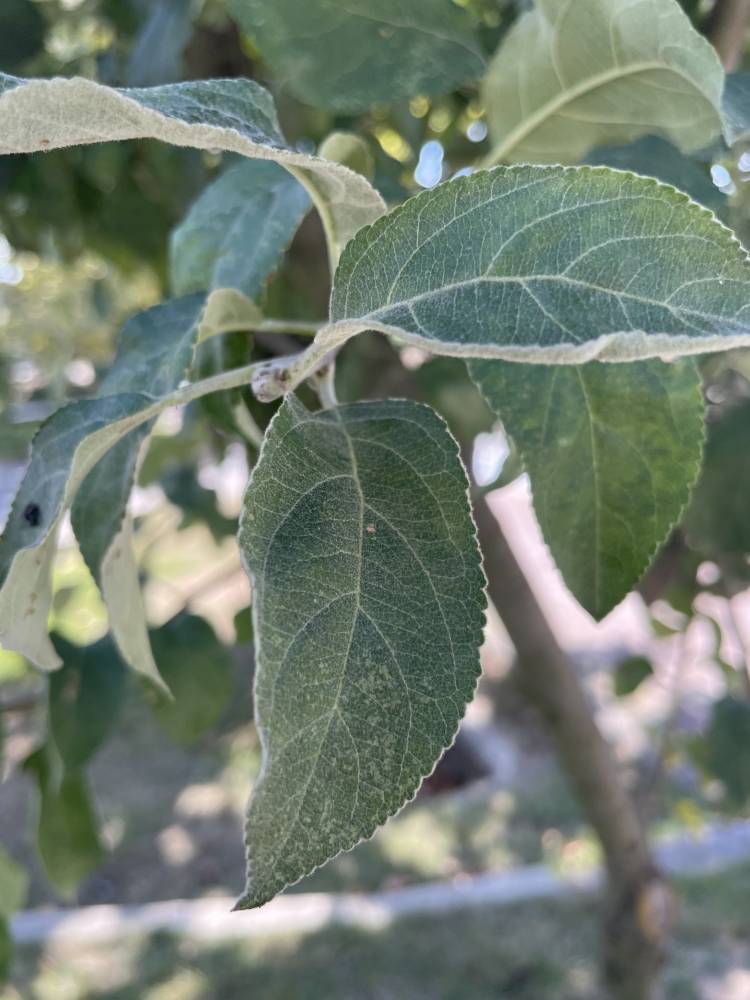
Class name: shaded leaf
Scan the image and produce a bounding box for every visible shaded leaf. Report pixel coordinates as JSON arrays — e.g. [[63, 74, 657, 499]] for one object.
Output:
[[0, 847, 27, 920], [149, 613, 234, 745], [706, 696, 750, 807], [49, 635, 127, 771], [24, 746, 104, 898], [126, 0, 194, 87], [585, 135, 726, 217], [229, 0, 484, 113], [685, 401, 750, 558], [257, 166, 750, 400], [237, 395, 486, 907], [482, 0, 723, 164], [722, 72, 750, 146], [170, 159, 309, 299], [0, 73, 384, 261], [469, 358, 704, 618]]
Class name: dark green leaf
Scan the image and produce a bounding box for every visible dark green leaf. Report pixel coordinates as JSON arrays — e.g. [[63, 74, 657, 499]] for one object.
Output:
[[230, 0, 484, 112], [613, 655, 653, 697], [149, 614, 234, 745], [237, 395, 486, 907], [469, 359, 704, 618], [706, 696, 750, 806], [49, 636, 127, 771], [170, 159, 309, 298]]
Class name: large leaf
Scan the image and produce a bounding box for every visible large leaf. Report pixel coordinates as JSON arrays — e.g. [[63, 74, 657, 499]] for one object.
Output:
[[237, 395, 485, 907], [70, 296, 205, 685], [0, 73, 384, 261], [229, 0, 484, 113], [252, 166, 750, 400], [0, 336, 265, 671], [469, 358, 704, 618], [170, 159, 310, 298], [481, 0, 723, 164]]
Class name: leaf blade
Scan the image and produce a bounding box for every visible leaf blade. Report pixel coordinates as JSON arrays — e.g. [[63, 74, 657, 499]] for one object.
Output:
[[237, 396, 486, 907], [469, 358, 705, 618]]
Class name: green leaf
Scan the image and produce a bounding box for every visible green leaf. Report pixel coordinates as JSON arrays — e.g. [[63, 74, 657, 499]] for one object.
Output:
[[0, 314, 263, 673], [229, 0, 484, 113], [722, 72, 750, 145], [469, 358, 704, 618], [0, 918, 10, 982], [255, 166, 750, 400], [481, 0, 723, 164], [70, 296, 206, 685], [24, 746, 104, 898], [237, 395, 485, 908], [705, 696, 750, 807], [126, 0, 193, 87], [0, 0, 45, 72], [0, 846, 27, 920], [49, 636, 127, 771], [685, 400, 750, 558], [613, 655, 653, 696], [149, 613, 234, 745], [585, 136, 726, 217], [0, 73, 384, 262], [170, 159, 310, 299]]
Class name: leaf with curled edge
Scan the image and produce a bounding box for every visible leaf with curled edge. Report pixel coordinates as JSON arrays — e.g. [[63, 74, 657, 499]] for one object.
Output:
[[229, 0, 484, 113], [0, 72, 384, 263], [250, 166, 750, 401], [469, 358, 705, 619], [70, 296, 205, 686], [481, 0, 723, 165], [237, 395, 486, 908]]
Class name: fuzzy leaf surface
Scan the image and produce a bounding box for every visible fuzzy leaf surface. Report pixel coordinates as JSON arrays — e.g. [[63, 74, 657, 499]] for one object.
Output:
[[237, 395, 486, 907], [0, 73, 384, 260], [256, 166, 750, 400]]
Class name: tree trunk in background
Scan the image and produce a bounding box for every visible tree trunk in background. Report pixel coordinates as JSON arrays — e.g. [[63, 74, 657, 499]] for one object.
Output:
[[472, 494, 676, 1000]]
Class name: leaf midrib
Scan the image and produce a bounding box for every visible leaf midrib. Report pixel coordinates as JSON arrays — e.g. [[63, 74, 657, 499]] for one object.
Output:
[[486, 60, 711, 165]]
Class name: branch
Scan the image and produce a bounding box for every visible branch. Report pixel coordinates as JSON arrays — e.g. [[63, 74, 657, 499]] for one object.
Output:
[[706, 0, 750, 70], [472, 493, 676, 1000]]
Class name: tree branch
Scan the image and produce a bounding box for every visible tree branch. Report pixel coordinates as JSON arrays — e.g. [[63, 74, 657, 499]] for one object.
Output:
[[473, 493, 676, 1000]]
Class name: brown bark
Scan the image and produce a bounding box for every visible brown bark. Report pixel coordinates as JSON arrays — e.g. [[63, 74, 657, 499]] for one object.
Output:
[[705, 0, 750, 71], [473, 494, 676, 1000]]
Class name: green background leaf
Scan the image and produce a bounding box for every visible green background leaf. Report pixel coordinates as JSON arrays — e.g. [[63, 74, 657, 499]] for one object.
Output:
[[237, 395, 486, 907], [229, 0, 484, 113], [469, 358, 704, 618], [482, 0, 723, 164]]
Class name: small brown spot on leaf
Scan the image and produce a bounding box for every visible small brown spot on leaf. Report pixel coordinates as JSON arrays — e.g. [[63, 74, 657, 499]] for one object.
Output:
[[366, 523, 376, 534]]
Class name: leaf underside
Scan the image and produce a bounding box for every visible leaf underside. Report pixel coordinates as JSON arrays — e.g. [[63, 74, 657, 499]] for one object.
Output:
[[229, 0, 484, 113], [237, 395, 486, 908], [482, 0, 723, 163]]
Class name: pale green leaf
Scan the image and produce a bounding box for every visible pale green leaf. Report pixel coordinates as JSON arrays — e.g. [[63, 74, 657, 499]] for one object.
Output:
[[482, 0, 723, 165], [229, 0, 484, 113], [0, 73, 384, 262], [469, 358, 704, 618], [252, 166, 750, 400], [170, 159, 310, 299], [237, 395, 486, 907]]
